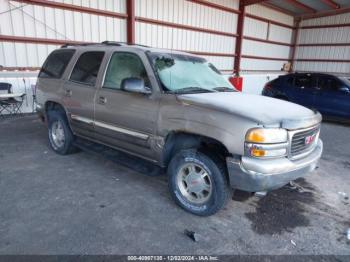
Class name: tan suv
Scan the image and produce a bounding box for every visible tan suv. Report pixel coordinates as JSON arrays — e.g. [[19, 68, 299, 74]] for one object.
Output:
[[36, 42, 323, 216]]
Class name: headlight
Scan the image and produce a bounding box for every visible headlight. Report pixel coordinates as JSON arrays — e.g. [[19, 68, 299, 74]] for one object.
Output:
[[245, 128, 288, 143], [245, 128, 288, 158]]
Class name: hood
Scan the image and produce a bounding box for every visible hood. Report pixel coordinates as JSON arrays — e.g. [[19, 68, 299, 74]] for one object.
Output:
[[177, 92, 321, 130]]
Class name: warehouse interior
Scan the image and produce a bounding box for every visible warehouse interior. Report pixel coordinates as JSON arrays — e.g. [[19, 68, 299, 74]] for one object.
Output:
[[0, 0, 350, 257], [0, 0, 349, 111]]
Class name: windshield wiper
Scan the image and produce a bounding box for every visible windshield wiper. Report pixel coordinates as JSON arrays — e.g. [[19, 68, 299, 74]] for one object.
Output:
[[213, 86, 236, 92], [169, 87, 216, 94]]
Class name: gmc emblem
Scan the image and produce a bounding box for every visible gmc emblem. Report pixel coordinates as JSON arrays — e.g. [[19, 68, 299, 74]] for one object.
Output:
[[305, 134, 316, 145]]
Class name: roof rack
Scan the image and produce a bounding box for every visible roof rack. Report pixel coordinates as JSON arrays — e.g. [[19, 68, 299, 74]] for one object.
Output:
[[61, 41, 151, 48], [101, 41, 127, 46], [133, 43, 150, 48], [61, 42, 98, 48], [101, 41, 150, 48]]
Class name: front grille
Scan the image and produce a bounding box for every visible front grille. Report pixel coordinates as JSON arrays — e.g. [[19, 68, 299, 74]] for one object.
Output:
[[290, 126, 320, 157]]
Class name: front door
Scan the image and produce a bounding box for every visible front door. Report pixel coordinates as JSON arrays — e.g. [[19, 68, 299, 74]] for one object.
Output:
[[289, 74, 317, 108], [62, 51, 105, 139], [94, 51, 159, 161], [314, 76, 350, 119]]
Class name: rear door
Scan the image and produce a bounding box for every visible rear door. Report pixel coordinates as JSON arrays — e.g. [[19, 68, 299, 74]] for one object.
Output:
[[314, 76, 350, 119], [62, 51, 105, 139], [36, 49, 76, 106], [93, 51, 160, 161], [288, 74, 317, 108]]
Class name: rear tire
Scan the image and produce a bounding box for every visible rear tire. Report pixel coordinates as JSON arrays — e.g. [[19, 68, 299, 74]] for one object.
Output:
[[47, 110, 77, 155], [167, 149, 230, 216]]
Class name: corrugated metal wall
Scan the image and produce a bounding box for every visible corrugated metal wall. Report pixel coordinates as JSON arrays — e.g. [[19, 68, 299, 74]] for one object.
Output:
[[135, 0, 239, 71], [0, 0, 294, 73], [294, 12, 350, 74], [0, 0, 299, 108], [243, 4, 294, 71], [0, 0, 126, 68]]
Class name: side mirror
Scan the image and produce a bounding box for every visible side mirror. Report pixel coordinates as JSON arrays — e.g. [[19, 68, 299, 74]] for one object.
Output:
[[121, 77, 151, 94], [339, 87, 350, 94]]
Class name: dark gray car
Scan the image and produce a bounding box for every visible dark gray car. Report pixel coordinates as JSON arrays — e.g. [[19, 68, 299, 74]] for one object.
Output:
[[36, 42, 323, 216]]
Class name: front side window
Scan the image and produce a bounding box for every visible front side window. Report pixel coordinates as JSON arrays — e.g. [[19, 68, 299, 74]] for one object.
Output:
[[318, 77, 340, 91], [295, 75, 319, 89], [70, 52, 104, 85], [148, 52, 234, 94], [39, 49, 75, 79], [103, 52, 150, 90]]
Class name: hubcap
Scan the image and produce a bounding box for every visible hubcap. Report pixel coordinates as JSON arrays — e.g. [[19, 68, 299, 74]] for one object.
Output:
[[176, 163, 212, 204], [50, 120, 65, 149]]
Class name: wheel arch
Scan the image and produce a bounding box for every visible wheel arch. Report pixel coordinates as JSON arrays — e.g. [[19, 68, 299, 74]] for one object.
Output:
[[44, 101, 71, 128], [161, 131, 231, 167]]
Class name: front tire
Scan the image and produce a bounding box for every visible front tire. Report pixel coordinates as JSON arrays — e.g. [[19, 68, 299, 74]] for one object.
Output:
[[47, 110, 77, 155], [167, 149, 230, 216]]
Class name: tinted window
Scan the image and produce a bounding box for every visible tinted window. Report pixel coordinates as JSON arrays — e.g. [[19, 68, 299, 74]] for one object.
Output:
[[38, 49, 75, 79], [318, 77, 341, 91], [103, 52, 150, 90], [70, 52, 104, 85], [295, 76, 311, 88], [269, 78, 280, 85], [287, 77, 294, 85]]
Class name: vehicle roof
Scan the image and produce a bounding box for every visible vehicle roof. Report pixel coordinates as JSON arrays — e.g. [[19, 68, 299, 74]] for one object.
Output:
[[285, 72, 344, 78], [59, 42, 199, 57]]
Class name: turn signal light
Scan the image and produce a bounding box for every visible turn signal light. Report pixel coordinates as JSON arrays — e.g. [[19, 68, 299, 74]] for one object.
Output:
[[251, 148, 266, 157]]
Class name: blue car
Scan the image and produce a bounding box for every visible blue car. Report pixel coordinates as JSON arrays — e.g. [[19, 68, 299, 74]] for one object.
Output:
[[262, 73, 350, 122]]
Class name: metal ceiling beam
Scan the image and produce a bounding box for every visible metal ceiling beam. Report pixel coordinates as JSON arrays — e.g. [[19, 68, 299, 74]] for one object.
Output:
[[285, 0, 317, 13], [321, 0, 340, 10], [260, 2, 296, 16], [243, 0, 267, 6], [13, 0, 128, 19], [186, 0, 240, 14], [297, 6, 350, 19]]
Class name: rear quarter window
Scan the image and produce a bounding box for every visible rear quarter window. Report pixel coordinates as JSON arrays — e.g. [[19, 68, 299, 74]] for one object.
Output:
[[270, 78, 281, 85], [38, 49, 75, 79]]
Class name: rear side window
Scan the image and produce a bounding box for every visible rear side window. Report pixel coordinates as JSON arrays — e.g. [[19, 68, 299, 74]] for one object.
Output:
[[70, 52, 104, 86], [269, 77, 281, 85], [295, 76, 311, 88], [38, 49, 75, 79], [287, 77, 294, 85]]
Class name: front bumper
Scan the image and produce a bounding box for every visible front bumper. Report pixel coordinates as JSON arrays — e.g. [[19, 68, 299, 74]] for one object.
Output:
[[226, 139, 323, 192]]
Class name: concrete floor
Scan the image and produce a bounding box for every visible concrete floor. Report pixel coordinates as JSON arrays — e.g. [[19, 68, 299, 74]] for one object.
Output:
[[0, 115, 349, 255]]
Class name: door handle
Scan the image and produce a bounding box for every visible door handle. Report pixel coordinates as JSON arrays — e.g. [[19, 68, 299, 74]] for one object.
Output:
[[64, 89, 72, 97], [98, 96, 107, 104]]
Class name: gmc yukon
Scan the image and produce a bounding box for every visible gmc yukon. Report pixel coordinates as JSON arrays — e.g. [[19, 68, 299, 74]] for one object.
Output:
[[36, 42, 323, 216]]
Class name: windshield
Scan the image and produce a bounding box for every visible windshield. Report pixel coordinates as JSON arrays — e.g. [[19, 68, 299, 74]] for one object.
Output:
[[148, 52, 235, 94]]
